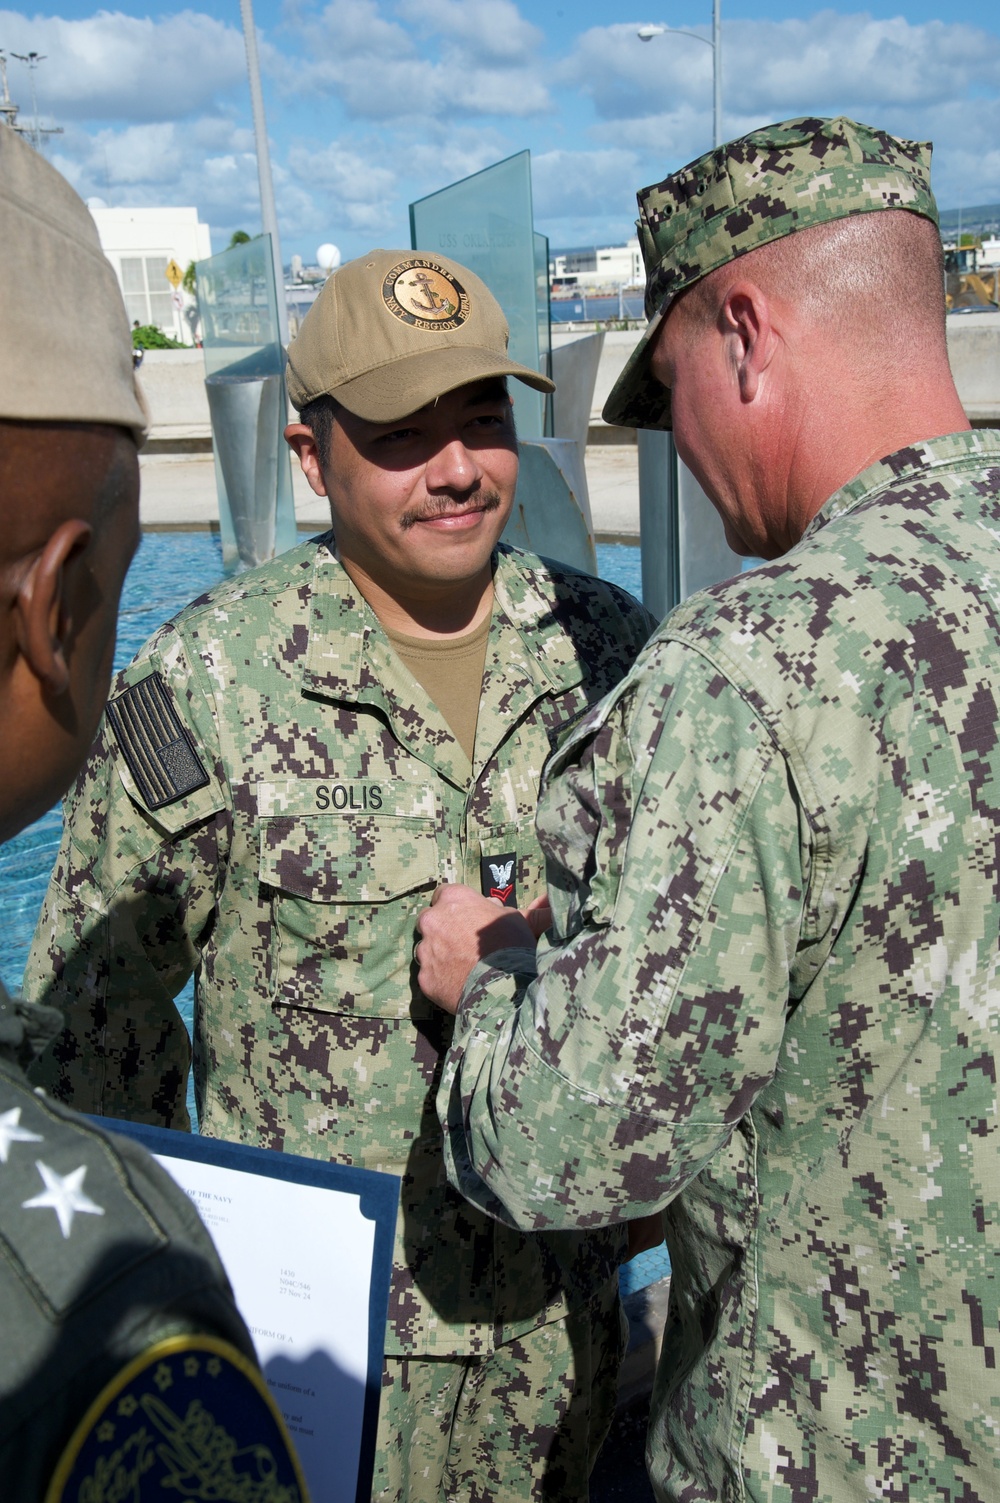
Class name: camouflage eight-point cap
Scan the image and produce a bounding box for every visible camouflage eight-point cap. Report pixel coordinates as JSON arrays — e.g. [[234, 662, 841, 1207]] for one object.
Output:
[[604, 114, 938, 431]]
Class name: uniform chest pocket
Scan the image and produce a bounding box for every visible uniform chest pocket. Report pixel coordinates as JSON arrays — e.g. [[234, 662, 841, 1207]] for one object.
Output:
[[259, 814, 440, 1018]]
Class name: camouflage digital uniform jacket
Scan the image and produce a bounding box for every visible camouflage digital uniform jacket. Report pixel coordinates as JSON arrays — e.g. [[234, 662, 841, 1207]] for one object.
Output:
[[440, 432, 1000, 1499], [27, 536, 652, 1358]]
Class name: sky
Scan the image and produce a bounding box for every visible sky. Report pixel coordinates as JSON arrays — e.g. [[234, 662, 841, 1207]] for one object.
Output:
[[2, 0, 999, 263]]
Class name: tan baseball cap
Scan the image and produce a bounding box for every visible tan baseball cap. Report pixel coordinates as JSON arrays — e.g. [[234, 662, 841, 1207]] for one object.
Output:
[[604, 116, 937, 431], [286, 248, 554, 421], [0, 126, 148, 441]]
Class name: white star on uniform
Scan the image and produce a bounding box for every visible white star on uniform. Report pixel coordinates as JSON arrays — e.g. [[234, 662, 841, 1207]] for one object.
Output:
[[22, 1161, 105, 1238], [0, 1107, 43, 1163]]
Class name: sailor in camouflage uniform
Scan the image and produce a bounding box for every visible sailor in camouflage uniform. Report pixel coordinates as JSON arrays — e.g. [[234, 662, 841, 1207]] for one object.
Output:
[[1, 127, 304, 1503], [416, 118, 1000, 1501], [26, 248, 656, 1500]]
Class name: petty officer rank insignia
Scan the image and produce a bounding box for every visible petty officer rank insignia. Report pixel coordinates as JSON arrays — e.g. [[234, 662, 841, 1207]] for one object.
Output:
[[382, 257, 470, 332], [106, 672, 210, 810], [44, 1334, 309, 1503], [481, 852, 517, 908]]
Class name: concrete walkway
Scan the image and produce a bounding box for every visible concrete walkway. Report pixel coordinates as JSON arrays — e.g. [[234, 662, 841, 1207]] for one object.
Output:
[[138, 445, 641, 540], [585, 445, 641, 539]]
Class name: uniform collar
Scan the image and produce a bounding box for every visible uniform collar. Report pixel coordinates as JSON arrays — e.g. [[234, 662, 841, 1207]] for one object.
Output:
[[802, 429, 1000, 545], [488, 545, 590, 696], [301, 535, 384, 702]]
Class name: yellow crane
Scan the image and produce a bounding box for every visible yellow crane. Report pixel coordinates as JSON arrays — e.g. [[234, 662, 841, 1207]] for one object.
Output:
[[944, 244, 1000, 311]]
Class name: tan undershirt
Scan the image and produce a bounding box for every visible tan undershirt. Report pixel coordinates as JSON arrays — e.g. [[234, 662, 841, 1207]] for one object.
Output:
[[383, 611, 492, 764]]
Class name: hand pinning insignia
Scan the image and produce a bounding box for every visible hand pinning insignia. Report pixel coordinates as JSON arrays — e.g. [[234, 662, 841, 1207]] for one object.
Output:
[[22, 1160, 105, 1238]]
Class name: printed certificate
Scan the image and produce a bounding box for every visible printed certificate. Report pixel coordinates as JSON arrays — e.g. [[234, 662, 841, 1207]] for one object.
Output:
[[100, 1119, 399, 1503]]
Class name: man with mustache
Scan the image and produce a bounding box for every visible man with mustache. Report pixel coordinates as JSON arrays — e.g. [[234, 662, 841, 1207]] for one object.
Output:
[[416, 120, 1000, 1501], [27, 249, 655, 1502]]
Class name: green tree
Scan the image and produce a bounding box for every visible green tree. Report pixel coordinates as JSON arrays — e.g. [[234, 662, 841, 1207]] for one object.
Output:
[[132, 324, 183, 350]]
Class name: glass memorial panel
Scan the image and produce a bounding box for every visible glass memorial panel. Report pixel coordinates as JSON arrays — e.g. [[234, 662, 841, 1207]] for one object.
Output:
[[195, 234, 297, 572], [409, 151, 545, 439], [196, 234, 285, 379]]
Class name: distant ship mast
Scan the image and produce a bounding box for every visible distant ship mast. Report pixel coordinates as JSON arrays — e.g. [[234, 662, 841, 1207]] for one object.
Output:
[[0, 51, 24, 133], [0, 48, 63, 149]]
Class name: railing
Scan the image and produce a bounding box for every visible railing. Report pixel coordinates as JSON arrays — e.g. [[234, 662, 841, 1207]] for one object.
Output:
[[550, 285, 646, 324]]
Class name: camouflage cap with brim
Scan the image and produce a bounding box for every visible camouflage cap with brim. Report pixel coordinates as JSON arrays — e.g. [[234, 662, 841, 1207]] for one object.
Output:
[[603, 116, 937, 431], [287, 247, 553, 422]]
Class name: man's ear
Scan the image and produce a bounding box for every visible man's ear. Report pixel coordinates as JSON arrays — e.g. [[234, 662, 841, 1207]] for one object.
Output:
[[284, 423, 329, 498], [721, 281, 777, 405], [13, 519, 92, 695]]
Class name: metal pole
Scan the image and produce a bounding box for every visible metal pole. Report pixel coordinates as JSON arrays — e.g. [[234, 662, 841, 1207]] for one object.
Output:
[[636, 11, 722, 150], [712, 0, 722, 147], [638, 430, 680, 619], [27, 59, 38, 149], [239, 0, 289, 347]]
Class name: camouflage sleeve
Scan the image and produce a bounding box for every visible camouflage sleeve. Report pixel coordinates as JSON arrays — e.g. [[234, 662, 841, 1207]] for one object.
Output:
[[25, 629, 230, 1129], [439, 638, 811, 1230], [605, 583, 658, 653]]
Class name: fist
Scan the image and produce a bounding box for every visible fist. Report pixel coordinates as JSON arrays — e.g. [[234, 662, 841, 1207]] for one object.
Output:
[[416, 884, 536, 1013]]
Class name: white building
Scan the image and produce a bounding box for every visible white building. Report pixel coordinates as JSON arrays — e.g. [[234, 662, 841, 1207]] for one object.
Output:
[[550, 238, 644, 289], [980, 235, 1000, 268], [87, 204, 212, 344]]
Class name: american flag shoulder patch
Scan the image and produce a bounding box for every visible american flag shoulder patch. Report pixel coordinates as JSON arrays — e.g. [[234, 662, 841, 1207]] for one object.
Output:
[[106, 671, 210, 810]]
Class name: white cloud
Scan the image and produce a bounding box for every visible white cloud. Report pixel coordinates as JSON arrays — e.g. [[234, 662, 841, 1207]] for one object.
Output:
[[395, 0, 544, 65], [402, 125, 516, 192], [587, 104, 720, 178], [288, 140, 396, 200], [0, 9, 246, 122], [285, 138, 398, 233], [9, 2, 1000, 262], [277, 0, 550, 118], [562, 13, 1000, 126], [554, 10, 1000, 226], [898, 96, 1000, 210], [532, 147, 640, 222], [293, 0, 413, 62], [47, 117, 263, 246], [281, 122, 520, 244], [727, 14, 1000, 116], [557, 20, 714, 123]]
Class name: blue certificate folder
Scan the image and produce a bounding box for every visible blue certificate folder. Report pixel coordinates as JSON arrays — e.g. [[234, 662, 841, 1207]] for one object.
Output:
[[96, 1117, 400, 1503]]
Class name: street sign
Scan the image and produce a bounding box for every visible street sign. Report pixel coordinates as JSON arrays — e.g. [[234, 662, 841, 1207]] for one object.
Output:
[[165, 258, 184, 288]]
